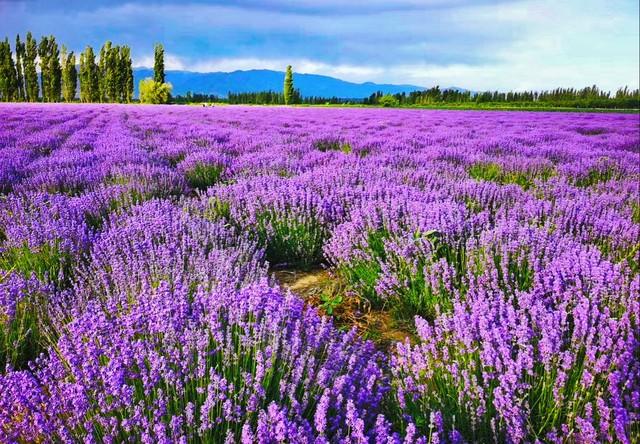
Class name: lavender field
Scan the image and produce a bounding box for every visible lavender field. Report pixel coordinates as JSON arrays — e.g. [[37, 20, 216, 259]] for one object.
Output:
[[0, 103, 639, 443]]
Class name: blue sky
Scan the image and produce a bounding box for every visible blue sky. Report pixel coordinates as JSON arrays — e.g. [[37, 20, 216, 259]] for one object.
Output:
[[1, 0, 638, 91]]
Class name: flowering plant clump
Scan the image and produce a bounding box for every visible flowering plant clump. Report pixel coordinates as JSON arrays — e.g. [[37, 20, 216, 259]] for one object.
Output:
[[0, 104, 638, 443], [74, 199, 266, 307], [0, 272, 52, 369], [177, 151, 234, 190], [325, 197, 474, 319], [1, 282, 391, 443], [392, 227, 639, 443], [198, 176, 341, 268]]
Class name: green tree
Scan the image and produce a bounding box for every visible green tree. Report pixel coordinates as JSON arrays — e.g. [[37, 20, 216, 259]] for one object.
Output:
[[105, 43, 119, 102], [378, 94, 399, 107], [154, 43, 165, 84], [98, 41, 112, 102], [88, 48, 100, 102], [283, 65, 294, 105], [24, 32, 38, 102], [139, 78, 171, 104], [0, 39, 18, 101], [79, 51, 87, 102], [80, 46, 100, 103], [119, 45, 133, 103], [38, 36, 50, 101], [15, 35, 25, 101], [48, 37, 61, 102], [62, 47, 77, 102]]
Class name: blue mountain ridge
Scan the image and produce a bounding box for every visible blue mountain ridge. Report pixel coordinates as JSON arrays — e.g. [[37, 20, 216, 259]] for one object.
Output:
[[133, 68, 465, 99]]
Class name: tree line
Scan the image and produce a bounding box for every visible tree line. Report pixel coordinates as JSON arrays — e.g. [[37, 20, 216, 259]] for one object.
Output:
[[175, 92, 355, 105], [3, 38, 637, 110], [227, 89, 301, 105], [0, 32, 137, 103], [365, 85, 640, 109]]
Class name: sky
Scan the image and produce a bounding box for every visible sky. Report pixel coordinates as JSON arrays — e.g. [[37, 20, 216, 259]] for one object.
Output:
[[1, 0, 638, 91]]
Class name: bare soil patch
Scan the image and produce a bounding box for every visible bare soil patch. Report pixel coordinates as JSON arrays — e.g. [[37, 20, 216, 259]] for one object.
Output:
[[272, 268, 414, 350]]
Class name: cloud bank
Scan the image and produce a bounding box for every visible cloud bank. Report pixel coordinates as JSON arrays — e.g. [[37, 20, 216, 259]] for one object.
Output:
[[1, 0, 637, 91]]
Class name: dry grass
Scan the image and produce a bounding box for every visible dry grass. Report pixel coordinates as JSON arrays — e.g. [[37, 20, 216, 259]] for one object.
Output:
[[272, 267, 415, 349]]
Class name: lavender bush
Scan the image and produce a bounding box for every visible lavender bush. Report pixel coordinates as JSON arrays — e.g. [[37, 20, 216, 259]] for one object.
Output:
[[1, 282, 390, 443]]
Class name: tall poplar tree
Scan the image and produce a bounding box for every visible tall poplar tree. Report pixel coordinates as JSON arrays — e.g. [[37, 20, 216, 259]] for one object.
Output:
[[49, 37, 62, 102], [0, 39, 18, 101], [154, 43, 165, 84], [113, 45, 122, 102], [79, 51, 87, 102], [283, 65, 294, 105], [119, 45, 133, 103], [38, 36, 50, 101], [0, 41, 4, 100], [99, 41, 112, 102], [24, 32, 38, 101], [105, 42, 118, 102], [89, 47, 100, 102], [62, 47, 77, 102], [15, 35, 25, 101], [80, 45, 99, 103]]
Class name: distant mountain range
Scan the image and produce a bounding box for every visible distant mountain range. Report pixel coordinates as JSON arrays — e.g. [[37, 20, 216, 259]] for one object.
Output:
[[133, 68, 445, 99]]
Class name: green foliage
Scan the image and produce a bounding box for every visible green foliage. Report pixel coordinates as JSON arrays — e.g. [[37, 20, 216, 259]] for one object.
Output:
[[185, 162, 225, 190], [37, 37, 49, 101], [98, 41, 127, 102], [119, 45, 134, 103], [468, 162, 502, 182], [632, 202, 640, 224], [468, 162, 554, 190], [1, 32, 134, 104], [83, 192, 142, 231], [227, 89, 300, 105], [199, 197, 327, 268], [172, 92, 222, 104], [337, 230, 464, 321], [49, 38, 62, 102], [313, 138, 352, 153], [37, 35, 61, 102], [574, 165, 619, 187], [379, 94, 399, 107], [0, 242, 70, 286], [14, 34, 25, 101], [139, 78, 172, 104], [0, 281, 46, 370], [98, 41, 110, 102], [257, 211, 328, 268], [393, 309, 623, 442], [202, 197, 232, 222], [105, 42, 118, 102], [336, 230, 388, 306], [0, 38, 18, 101], [365, 85, 640, 109], [80, 41, 132, 103], [80, 46, 100, 103], [61, 47, 77, 102], [24, 32, 39, 102], [0, 244, 69, 369], [154, 43, 165, 84], [320, 291, 343, 315], [283, 65, 294, 105]]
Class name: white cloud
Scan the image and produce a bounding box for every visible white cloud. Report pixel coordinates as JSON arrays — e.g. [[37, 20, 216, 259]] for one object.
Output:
[[133, 52, 638, 92], [134, 53, 188, 71], [4, 0, 638, 91]]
